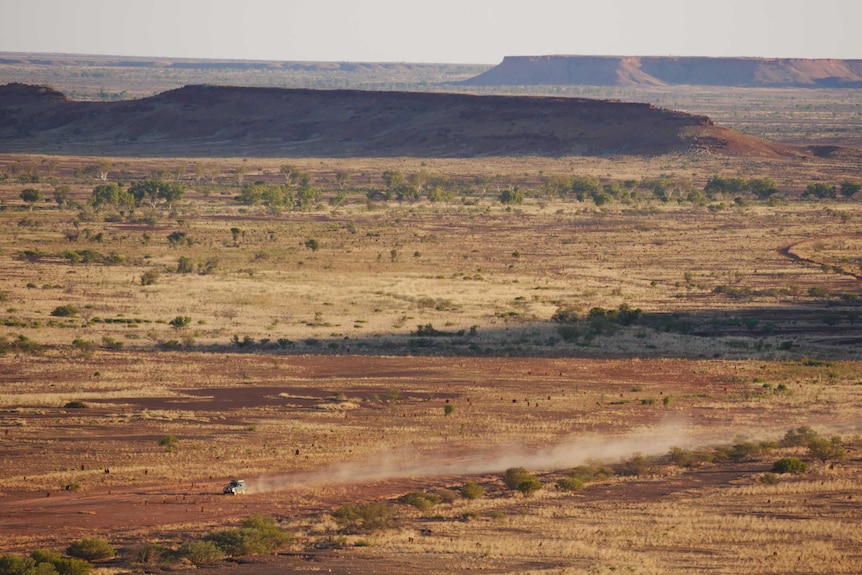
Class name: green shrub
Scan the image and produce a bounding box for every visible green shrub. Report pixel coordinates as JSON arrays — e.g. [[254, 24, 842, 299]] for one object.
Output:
[[771, 458, 808, 474], [168, 315, 191, 329], [101, 337, 122, 351], [66, 538, 114, 561], [332, 501, 396, 533], [158, 435, 178, 451], [177, 540, 223, 565], [555, 476, 585, 492], [444, 403, 455, 416], [460, 482, 485, 500], [140, 270, 159, 286], [669, 447, 714, 467], [51, 305, 79, 317], [51, 557, 92, 575], [780, 426, 820, 448], [176, 256, 194, 274], [29, 550, 62, 566], [434, 488, 459, 504], [397, 491, 440, 511], [621, 455, 652, 476], [503, 467, 542, 496], [63, 401, 88, 409], [71, 339, 95, 353], [205, 514, 292, 557], [727, 441, 763, 461], [129, 543, 176, 566]]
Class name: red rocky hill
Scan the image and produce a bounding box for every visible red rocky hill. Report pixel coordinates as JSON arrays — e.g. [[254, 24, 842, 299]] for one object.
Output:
[[463, 56, 862, 88], [0, 82, 802, 158]]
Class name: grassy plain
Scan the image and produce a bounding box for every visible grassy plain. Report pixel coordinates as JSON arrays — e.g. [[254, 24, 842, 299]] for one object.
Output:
[[1, 148, 861, 573]]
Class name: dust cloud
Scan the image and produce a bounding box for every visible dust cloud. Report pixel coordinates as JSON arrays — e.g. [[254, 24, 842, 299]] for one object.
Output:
[[250, 418, 707, 494]]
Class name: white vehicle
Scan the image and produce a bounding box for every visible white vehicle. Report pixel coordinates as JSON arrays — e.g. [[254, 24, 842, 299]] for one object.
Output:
[[223, 479, 247, 494]]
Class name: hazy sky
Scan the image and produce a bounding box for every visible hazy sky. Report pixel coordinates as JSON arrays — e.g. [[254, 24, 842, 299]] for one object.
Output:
[[1, 0, 859, 63]]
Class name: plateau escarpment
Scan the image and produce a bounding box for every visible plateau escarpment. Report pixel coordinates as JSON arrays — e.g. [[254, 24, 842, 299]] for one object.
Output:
[[0, 82, 797, 158], [463, 55, 862, 88]]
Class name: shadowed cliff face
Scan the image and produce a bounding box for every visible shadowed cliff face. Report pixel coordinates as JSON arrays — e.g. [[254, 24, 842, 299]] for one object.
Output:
[[463, 56, 862, 88], [0, 83, 799, 158]]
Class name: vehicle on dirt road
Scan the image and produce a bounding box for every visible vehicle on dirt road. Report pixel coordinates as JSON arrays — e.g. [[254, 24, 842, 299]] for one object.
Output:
[[223, 479, 246, 494]]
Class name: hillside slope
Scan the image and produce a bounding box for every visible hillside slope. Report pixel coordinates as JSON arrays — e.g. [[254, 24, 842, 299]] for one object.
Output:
[[464, 56, 862, 88], [0, 83, 798, 158]]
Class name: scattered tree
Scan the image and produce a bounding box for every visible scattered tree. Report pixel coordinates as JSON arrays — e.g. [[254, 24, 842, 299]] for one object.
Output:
[[20, 188, 43, 209]]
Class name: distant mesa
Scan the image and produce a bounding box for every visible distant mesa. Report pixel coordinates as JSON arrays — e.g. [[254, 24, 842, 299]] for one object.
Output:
[[0, 82, 810, 158], [461, 55, 862, 88]]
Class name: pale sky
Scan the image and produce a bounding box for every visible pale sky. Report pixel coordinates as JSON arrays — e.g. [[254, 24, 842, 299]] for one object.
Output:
[[1, 0, 859, 64]]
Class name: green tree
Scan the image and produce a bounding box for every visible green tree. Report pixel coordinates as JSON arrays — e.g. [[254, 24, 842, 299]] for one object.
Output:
[[570, 176, 600, 201], [840, 180, 860, 199], [129, 180, 185, 209], [53, 185, 71, 208], [807, 436, 846, 463], [803, 183, 836, 199], [335, 171, 351, 188], [382, 170, 404, 189], [296, 184, 320, 210], [779, 426, 820, 448], [80, 160, 112, 182], [89, 184, 133, 209], [499, 188, 524, 205], [20, 188, 43, 209], [749, 178, 778, 200]]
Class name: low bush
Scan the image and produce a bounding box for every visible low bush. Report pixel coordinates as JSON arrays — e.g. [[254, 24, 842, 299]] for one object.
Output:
[[66, 538, 114, 561], [51, 304, 79, 317], [158, 435, 179, 451], [503, 467, 542, 497], [332, 501, 397, 533], [140, 270, 159, 286], [434, 488, 459, 504], [621, 455, 652, 477], [771, 458, 808, 474], [129, 543, 175, 566], [460, 482, 485, 500], [397, 491, 441, 511], [555, 476, 585, 491], [178, 540, 223, 565], [205, 514, 292, 557], [1, 552, 93, 575]]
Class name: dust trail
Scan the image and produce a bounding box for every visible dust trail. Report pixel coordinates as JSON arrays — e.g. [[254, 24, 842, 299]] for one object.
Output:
[[251, 418, 706, 494]]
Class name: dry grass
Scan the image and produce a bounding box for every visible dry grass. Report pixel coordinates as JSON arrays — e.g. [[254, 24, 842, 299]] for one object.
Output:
[[1, 151, 862, 573]]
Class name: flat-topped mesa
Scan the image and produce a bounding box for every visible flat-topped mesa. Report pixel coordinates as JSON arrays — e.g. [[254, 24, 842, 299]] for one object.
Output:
[[0, 83, 797, 158], [462, 55, 862, 88]]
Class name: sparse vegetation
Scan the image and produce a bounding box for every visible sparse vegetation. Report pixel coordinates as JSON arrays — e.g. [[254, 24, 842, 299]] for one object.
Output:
[[66, 538, 114, 562]]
